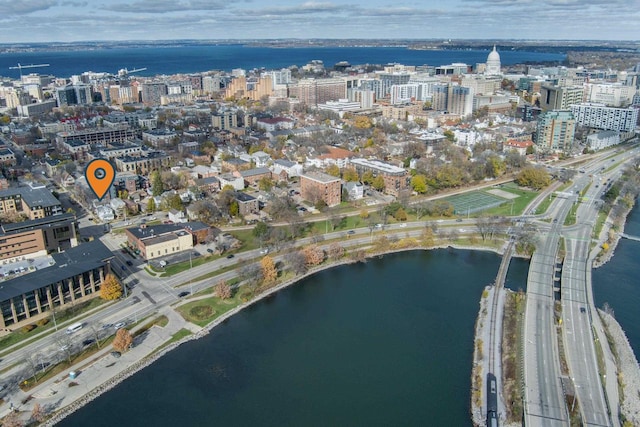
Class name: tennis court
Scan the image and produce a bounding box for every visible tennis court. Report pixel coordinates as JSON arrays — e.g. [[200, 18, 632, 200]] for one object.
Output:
[[445, 191, 510, 215]]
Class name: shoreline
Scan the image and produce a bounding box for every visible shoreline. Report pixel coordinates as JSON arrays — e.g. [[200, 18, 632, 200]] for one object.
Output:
[[45, 242, 504, 425], [41, 211, 626, 426]]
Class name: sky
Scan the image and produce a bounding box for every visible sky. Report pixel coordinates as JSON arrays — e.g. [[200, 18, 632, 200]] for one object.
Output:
[[0, 0, 639, 43]]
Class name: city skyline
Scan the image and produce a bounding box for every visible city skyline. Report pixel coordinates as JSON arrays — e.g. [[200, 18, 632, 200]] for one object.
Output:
[[0, 0, 639, 43]]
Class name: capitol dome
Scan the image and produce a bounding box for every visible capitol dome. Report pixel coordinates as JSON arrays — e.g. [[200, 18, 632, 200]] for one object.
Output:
[[486, 45, 501, 76]]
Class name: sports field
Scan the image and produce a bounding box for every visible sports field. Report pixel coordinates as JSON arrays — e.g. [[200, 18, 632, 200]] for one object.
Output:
[[446, 191, 510, 215]]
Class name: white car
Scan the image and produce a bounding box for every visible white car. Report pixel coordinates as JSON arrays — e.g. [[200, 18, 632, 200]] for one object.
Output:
[[114, 322, 126, 330], [399, 223, 407, 228], [259, 248, 269, 255]]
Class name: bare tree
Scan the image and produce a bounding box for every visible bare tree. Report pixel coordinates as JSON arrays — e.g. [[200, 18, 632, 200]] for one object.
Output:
[[285, 251, 307, 275], [88, 323, 104, 349], [54, 335, 74, 364], [475, 215, 493, 241]]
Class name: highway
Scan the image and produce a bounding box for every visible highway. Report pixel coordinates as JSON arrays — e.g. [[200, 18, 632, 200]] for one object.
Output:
[[523, 145, 638, 427], [523, 204, 570, 426]]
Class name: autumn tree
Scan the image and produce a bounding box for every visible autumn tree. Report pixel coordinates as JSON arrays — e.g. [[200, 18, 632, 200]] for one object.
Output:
[[515, 167, 551, 190], [328, 243, 345, 261], [359, 209, 369, 219], [342, 167, 359, 182], [394, 208, 408, 221], [411, 174, 428, 194], [372, 175, 385, 191], [260, 255, 278, 286], [303, 245, 325, 266], [112, 328, 133, 352], [354, 115, 372, 129], [2, 411, 22, 427], [325, 164, 340, 177], [215, 280, 232, 299], [31, 403, 45, 424], [100, 274, 123, 300]]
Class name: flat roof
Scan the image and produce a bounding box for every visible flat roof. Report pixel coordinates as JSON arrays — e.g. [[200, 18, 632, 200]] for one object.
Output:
[[0, 240, 114, 301], [350, 158, 406, 175], [301, 171, 341, 184], [1, 213, 75, 235]]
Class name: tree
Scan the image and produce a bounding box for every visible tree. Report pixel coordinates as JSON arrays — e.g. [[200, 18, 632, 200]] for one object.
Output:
[[411, 174, 428, 194], [354, 115, 372, 129], [112, 328, 133, 352], [100, 274, 122, 300], [515, 167, 551, 190], [258, 176, 274, 191], [372, 175, 385, 191], [215, 280, 232, 299], [229, 201, 239, 217], [302, 245, 325, 266], [342, 167, 359, 182], [359, 209, 369, 220], [2, 411, 22, 427], [328, 243, 345, 261], [260, 255, 278, 286], [31, 403, 45, 424], [150, 170, 164, 196], [147, 197, 156, 213], [325, 164, 340, 177], [285, 251, 307, 275], [163, 193, 183, 211], [361, 170, 374, 184], [394, 208, 408, 221]]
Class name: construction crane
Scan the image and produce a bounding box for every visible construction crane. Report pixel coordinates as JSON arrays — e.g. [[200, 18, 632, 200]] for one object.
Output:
[[117, 67, 147, 78], [9, 63, 50, 78]]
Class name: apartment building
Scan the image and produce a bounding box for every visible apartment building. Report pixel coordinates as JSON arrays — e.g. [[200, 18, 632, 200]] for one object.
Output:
[[300, 172, 342, 207]]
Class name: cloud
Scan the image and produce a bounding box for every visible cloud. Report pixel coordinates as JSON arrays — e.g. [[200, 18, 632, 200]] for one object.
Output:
[[61, 1, 89, 6], [239, 2, 344, 16], [0, 0, 56, 15], [102, 0, 227, 13]]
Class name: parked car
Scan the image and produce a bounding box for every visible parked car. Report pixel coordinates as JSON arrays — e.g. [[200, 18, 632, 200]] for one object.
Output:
[[226, 254, 235, 259], [110, 351, 121, 358], [82, 339, 95, 347], [126, 260, 133, 266], [207, 248, 214, 253], [347, 230, 356, 235]]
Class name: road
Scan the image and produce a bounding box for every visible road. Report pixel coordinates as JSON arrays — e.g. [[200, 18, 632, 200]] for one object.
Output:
[[523, 145, 639, 427], [523, 205, 570, 426]]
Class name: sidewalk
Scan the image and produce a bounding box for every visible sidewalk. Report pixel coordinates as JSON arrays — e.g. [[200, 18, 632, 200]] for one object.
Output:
[[0, 306, 200, 425]]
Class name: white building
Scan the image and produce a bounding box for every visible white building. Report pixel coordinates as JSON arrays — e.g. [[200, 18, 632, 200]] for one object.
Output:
[[583, 83, 636, 107], [586, 130, 621, 150], [569, 103, 638, 132], [485, 46, 501, 76]]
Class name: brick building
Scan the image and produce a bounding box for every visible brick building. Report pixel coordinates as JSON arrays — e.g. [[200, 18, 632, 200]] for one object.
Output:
[[300, 172, 341, 207]]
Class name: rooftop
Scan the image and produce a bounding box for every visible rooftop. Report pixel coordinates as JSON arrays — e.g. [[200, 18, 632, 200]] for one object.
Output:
[[0, 240, 114, 301], [301, 171, 341, 184]]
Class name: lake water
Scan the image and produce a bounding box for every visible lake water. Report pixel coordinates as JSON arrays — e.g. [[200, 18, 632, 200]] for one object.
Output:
[[59, 249, 502, 427], [0, 45, 566, 78], [593, 201, 640, 359]]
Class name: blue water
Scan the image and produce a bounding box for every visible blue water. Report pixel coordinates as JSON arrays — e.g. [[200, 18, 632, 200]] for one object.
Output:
[[60, 249, 499, 427], [593, 201, 640, 359], [0, 45, 565, 78]]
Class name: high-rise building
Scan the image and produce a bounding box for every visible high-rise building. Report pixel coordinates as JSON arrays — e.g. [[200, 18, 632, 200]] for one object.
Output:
[[540, 84, 583, 110], [431, 84, 449, 112], [141, 82, 167, 106], [288, 78, 346, 107], [378, 72, 411, 98], [535, 110, 576, 152], [447, 85, 474, 118], [569, 103, 638, 132]]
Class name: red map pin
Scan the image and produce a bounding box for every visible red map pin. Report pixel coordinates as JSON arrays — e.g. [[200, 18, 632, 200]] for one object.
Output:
[[85, 159, 115, 201]]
